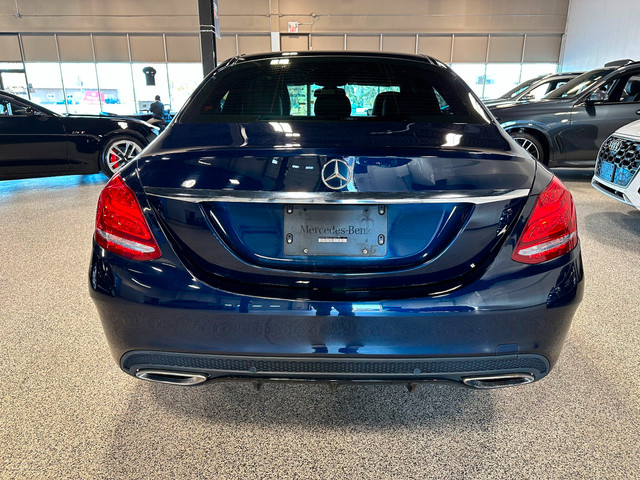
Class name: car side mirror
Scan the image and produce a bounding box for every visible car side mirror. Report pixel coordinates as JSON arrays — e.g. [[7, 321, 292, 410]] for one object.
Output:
[[587, 91, 608, 103]]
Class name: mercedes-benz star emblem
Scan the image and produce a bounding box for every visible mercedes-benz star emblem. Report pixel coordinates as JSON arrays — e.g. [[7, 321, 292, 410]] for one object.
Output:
[[321, 158, 353, 190], [609, 138, 623, 152]]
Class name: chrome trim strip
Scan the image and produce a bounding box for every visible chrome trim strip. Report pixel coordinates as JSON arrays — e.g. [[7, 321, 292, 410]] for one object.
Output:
[[144, 188, 530, 205], [606, 133, 640, 143]]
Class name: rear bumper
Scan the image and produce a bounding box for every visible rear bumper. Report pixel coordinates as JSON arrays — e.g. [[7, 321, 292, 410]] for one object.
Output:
[[122, 351, 549, 386], [90, 243, 584, 386]]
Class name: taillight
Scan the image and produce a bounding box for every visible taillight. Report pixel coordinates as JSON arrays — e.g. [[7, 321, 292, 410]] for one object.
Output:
[[512, 176, 577, 264], [94, 174, 161, 261]]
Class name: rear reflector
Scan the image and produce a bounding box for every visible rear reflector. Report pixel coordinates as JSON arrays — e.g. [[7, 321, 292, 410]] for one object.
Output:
[[512, 176, 577, 264], [94, 174, 161, 261]]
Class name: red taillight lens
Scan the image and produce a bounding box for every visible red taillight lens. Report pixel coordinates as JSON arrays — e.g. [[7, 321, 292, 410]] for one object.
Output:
[[94, 174, 161, 261], [512, 176, 577, 264]]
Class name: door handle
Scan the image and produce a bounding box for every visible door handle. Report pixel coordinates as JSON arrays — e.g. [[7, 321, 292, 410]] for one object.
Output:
[[636, 109, 640, 115]]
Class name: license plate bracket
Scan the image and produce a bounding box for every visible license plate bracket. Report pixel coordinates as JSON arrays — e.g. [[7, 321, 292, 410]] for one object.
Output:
[[600, 161, 615, 182], [283, 204, 388, 257]]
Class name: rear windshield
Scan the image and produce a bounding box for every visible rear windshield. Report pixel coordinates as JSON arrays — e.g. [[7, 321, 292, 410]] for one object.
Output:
[[179, 56, 490, 124], [545, 69, 611, 99]]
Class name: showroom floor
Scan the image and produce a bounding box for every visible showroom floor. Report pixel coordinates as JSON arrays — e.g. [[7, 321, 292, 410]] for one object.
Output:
[[1, 170, 638, 480]]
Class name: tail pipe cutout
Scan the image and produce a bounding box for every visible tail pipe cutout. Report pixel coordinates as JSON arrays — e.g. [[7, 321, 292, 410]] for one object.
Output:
[[135, 369, 208, 386], [462, 373, 535, 389]]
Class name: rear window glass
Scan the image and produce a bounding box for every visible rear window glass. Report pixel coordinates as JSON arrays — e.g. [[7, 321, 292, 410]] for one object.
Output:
[[179, 56, 489, 124]]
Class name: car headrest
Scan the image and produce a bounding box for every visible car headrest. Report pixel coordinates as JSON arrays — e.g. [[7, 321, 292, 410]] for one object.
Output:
[[626, 80, 640, 96], [314, 88, 351, 118], [372, 91, 400, 117], [381, 91, 442, 118], [243, 86, 290, 116]]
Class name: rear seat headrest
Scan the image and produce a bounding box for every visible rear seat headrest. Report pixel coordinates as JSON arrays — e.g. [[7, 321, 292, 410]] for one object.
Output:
[[314, 88, 351, 118]]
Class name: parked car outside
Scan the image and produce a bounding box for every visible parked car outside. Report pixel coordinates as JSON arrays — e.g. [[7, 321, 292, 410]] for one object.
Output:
[[483, 72, 582, 107], [488, 61, 640, 167], [0, 90, 159, 180], [90, 52, 583, 390], [592, 119, 640, 211]]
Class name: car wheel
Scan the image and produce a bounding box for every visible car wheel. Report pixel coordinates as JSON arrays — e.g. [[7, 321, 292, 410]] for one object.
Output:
[[511, 132, 547, 165], [100, 136, 144, 176]]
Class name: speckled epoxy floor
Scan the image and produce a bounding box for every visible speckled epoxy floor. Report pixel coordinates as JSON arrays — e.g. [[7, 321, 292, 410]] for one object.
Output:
[[1, 170, 639, 480]]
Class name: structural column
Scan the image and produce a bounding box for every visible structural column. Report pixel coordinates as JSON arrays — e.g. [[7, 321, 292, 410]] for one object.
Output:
[[270, 0, 281, 52], [198, 0, 218, 76]]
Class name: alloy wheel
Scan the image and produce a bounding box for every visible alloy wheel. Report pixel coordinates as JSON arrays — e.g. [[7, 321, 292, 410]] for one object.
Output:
[[512, 136, 541, 161], [106, 140, 142, 174]]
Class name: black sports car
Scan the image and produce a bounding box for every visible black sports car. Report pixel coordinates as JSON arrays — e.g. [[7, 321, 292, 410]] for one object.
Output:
[[489, 61, 640, 167], [0, 90, 159, 180]]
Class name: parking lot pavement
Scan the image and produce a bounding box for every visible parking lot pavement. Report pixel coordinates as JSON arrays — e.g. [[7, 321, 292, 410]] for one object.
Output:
[[1, 170, 638, 480]]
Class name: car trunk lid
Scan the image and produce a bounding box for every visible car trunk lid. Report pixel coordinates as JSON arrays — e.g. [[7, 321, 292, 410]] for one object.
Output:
[[138, 122, 534, 300]]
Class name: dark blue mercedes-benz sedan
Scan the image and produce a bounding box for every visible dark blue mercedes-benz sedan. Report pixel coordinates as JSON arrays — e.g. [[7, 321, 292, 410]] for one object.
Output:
[[89, 52, 584, 390]]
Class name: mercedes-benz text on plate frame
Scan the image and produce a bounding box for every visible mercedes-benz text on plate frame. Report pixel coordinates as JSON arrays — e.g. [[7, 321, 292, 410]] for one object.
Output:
[[283, 204, 387, 257], [90, 52, 583, 391]]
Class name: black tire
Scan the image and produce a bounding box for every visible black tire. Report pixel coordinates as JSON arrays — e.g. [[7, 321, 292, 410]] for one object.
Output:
[[99, 135, 144, 177], [510, 131, 547, 165]]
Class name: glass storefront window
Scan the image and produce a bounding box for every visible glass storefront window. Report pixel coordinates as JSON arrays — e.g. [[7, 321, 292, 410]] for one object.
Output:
[[0, 62, 23, 69], [60, 63, 101, 114], [451, 63, 487, 98], [23, 63, 67, 114], [0, 63, 29, 99], [132, 63, 170, 115], [520, 63, 558, 83], [17, 59, 560, 115], [167, 63, 202, 113], [96, 63, 136, 115], [483, 64, 522, 100]]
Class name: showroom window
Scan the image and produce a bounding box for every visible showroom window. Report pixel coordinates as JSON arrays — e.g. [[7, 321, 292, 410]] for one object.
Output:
[[0, 62, 29, 99], [450, 63, 558, 99], [132, 63, 171, 114], [482, 63, 523, 100], [450, 64, 487, 98], [520, 63, 561, 83], [21, 61, 202, 115], [1, 34, 206, 115], [60, 63, 101, 114], [3, 33, 563, 109], [23, 63, 67, 114], [167, 63, 202, 111], [95, 63, 136, 115]]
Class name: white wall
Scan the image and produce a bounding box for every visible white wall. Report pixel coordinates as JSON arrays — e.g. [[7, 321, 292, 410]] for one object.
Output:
[[562, 0, 640, 71]]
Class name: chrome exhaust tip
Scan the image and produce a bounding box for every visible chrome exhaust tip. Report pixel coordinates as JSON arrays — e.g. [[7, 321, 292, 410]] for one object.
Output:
[[462, 373, 535, 389], [135, 369, 208, 386]]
